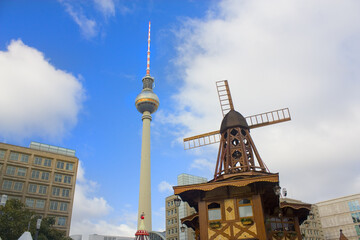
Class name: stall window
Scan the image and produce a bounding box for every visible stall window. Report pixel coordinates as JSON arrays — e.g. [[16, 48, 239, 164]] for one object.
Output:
[[208, 202, 222, 221], [238, 198, 253, 218]]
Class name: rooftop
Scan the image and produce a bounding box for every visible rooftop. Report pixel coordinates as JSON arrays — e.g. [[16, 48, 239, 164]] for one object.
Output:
[[29, 141, 76, 157]]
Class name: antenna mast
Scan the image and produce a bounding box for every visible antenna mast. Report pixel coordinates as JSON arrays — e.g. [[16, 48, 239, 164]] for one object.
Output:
[[146, 21, 151, 76]]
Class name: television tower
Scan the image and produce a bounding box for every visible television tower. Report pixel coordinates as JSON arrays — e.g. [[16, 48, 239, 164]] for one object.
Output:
[[135, 21, 159, 231]]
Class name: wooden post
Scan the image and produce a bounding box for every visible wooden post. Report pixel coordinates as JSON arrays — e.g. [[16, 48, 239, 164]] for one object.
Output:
[[253, 194, 267, 240], [198, 201, 208, 240]]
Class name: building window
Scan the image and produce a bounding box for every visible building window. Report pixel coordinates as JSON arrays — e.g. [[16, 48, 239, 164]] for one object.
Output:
[[238, 198, 253, 218], [2, 180, 12, 190], [41, 172, 50, 180], [35, 200, 45, 209], [13, 182, 23, 191], [6, 166, 16, 175], [64, 175, 71, 184], [43, 158, 52, 167], [38, 185, 47, 194], [26, 198, 35, 207], [31, 170, 40, 179], [9, 152, 19, 161], [0, 149, 5, 159], [17, 168, 26, 177], [57, 161, 64, 169], [21, 154, 29, 163], [49, 201, 58, 210], [65, 163, 73, 171], [208, 202, 222, 221], [59, 202, 68, 211], [29, 184, 37, 193], [0, 163, 3, 171], [352, 212, 360, 223], [52, 187, 60, 196], [62, 189, 70, 197], [54, 174, 62, 182], [349, 201, 360, 212], [355, 225, 360, 236], [267, 217, 295, 232], [34, 156, 42, 165], [57, 217, 66, 226]]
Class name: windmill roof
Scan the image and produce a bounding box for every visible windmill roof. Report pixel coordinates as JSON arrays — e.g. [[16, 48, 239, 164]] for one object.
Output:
[[220, 110, 249, 133]]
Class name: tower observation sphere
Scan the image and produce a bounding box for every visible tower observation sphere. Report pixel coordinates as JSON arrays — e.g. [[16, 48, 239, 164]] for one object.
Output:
[[135, 75, 159, 114]]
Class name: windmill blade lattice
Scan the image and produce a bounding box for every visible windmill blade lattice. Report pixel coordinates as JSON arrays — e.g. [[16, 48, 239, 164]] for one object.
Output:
[[216, 80, 234, 117]]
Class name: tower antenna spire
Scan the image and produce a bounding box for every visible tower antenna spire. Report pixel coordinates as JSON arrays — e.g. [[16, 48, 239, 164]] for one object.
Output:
[[146, 21, 151, 76]]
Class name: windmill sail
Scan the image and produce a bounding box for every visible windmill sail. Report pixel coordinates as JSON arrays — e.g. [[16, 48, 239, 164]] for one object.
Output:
[[183, 108, 291, 150], [216, 80, 234, 117]]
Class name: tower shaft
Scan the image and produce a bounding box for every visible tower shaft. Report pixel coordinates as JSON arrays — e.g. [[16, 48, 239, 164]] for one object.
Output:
[[138, 111, 152, 230]]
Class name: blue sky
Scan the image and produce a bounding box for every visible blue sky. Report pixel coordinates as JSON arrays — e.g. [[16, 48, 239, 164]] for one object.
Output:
[[1, 0, 360, 238]]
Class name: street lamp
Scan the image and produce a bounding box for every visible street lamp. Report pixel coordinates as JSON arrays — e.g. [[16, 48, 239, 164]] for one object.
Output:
[[35, 218, 42, 240], [273, 185, 281, 196], [0, 195, 7, 217], [174, 196, 181, 207], [27, 215, 42, 240], [0, 194, 7, 207], [180, 225, 186, 232]]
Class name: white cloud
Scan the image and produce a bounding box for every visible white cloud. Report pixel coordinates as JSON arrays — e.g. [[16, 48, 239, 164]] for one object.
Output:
[[94, 0, 115, 17], [158, 181, 173, 193], [190, 158, 214, 173], [165, 0, 360, 203], [70, 162, 137, 238], [60, 1, 98, 39], [0, 39, 85, 141]]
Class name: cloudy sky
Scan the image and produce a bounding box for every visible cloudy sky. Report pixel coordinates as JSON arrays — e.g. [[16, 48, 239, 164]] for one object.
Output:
[[1, 0, 360, 238]]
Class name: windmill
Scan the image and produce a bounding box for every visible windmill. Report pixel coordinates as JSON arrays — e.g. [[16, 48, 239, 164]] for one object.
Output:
[[183, 80, 291, 181]]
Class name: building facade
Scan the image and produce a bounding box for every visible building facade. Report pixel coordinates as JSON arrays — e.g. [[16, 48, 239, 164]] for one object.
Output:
[[165, 174, 207, 240], [316, 193, 360, 240], [300, 204, 325, 240], [0, 142, 78, 235], [166, 194, 180, 240]]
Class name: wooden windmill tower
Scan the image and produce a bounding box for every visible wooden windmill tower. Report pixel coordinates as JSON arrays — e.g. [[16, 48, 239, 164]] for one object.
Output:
[[174, 80, 310, 240]]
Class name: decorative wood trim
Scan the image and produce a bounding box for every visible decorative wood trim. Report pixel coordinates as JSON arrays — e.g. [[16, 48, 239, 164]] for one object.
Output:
[[280, 202, 311, 210], [174, 174, 279, 195]]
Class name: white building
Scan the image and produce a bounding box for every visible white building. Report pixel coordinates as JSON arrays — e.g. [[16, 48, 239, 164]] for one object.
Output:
[[316, 193, 360, 240]]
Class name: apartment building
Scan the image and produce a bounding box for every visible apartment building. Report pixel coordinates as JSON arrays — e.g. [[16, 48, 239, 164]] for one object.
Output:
[[0, 142, 78, 235], [166, 194, 180, 240], [316, 193, 360, 240], [165, 174, 207, 240]]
